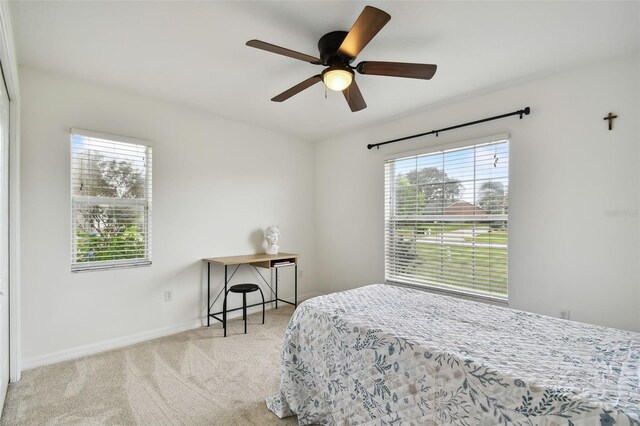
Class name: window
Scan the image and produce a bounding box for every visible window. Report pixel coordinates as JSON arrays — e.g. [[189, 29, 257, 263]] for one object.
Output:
[[71, 129, 152, 271], [384, 136, 508, 300]]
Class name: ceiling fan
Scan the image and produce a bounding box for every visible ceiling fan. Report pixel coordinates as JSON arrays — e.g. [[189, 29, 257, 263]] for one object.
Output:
[[246, 6, 437, 112]]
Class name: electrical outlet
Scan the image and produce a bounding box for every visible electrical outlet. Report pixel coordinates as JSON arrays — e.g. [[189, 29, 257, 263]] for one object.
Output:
[[560, 309, 570, 320], [164, 290, 173, 302]]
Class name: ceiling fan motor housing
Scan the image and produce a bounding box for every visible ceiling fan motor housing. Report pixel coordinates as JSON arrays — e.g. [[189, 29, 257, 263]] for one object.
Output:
[[318, 31, 353, 65]]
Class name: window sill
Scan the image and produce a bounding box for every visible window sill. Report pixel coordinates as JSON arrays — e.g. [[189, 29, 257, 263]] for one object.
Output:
[[71, 260, 152, 273], [385, 279, 509, 307]]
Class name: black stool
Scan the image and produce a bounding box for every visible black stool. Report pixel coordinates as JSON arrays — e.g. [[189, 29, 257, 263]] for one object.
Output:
[[223, 284, 265, 336]]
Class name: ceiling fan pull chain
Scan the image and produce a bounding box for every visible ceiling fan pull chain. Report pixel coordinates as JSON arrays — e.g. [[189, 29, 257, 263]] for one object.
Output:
[[325, 85, 327, 99]]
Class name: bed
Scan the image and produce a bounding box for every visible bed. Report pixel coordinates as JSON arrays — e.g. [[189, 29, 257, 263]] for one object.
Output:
[[266, 284, 640, 425]]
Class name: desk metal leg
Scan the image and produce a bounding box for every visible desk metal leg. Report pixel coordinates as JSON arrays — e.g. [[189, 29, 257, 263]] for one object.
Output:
[[207, 262, 210, 327], [295, 264, 298, 308], [223, 265, 228, 337], [275, 268, 278, 309]]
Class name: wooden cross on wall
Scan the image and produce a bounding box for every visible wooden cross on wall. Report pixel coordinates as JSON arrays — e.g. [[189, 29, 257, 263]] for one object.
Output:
[[603, 112, 618, 130]]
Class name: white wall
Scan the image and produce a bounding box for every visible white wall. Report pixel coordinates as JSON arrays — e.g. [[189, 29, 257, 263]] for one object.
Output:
[[316, 54, 640, 332], [19, 53, 640, 369], [20, 67, 316, 367]]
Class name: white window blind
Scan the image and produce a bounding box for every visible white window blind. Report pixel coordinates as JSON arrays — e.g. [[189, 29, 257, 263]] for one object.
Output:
[[71, 129, 152, 271], [384, 137, 509, 299]]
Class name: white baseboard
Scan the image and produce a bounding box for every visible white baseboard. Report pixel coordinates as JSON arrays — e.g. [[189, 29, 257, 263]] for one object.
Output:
[[22, 319, 202, 370], [22, 292, 323, 371], [298, 292, 323, 302]]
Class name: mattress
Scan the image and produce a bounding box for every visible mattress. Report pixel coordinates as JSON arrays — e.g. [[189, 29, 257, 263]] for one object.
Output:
[[266, 284, 640, 425]]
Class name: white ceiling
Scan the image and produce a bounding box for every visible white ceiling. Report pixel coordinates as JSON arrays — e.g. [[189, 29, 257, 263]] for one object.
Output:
[[10, 1, 640, 142]]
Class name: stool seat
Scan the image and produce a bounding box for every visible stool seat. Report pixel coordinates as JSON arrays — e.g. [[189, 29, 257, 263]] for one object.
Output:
[[223, 283, 265, 336], [229, 283, 260, 293]]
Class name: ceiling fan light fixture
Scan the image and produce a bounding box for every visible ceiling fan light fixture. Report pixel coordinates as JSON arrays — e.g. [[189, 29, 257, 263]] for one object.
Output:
[[322, 65, 354, 91]]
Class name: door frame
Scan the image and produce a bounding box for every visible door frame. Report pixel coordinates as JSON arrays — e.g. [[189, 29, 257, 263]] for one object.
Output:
[[0, 1, 21, 383]]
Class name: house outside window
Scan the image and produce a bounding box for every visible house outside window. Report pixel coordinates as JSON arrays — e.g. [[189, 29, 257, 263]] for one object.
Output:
[[384, 135, 509, 300], [70, 129, 152, 271]]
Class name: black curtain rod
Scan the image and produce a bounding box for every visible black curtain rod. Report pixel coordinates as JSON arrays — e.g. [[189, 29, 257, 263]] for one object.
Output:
[[367, 106, 531, 150]]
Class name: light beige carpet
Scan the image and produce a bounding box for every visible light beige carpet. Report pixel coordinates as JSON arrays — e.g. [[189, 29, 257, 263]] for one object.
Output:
[[1, 306, 298, 425]]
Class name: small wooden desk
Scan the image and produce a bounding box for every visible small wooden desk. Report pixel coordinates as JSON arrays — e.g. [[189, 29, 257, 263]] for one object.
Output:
[[203, 253, 299, 336]]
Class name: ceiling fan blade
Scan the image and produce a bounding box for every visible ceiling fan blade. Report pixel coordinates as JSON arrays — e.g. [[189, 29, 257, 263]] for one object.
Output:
[[271, 75, 322, 102], [246, 40, 321, 64], [342, 80, 367, 112], [338, 6, 391, 59], [357, 61, 437, 80]]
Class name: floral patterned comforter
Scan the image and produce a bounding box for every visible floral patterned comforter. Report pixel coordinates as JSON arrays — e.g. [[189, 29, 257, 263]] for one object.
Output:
[[266, 284, 640, 425]]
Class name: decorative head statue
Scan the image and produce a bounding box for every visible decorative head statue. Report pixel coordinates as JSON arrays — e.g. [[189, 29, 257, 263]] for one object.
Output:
[[264, 225, 280, 246]]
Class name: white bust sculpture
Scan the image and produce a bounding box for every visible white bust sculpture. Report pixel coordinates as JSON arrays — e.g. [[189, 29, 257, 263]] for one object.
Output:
[[264, 225, 280, 254]]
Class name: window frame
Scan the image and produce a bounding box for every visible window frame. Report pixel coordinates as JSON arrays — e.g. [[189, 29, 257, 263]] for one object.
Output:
[[384, 133, 509, 302], [70, 128, 153, 272]]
